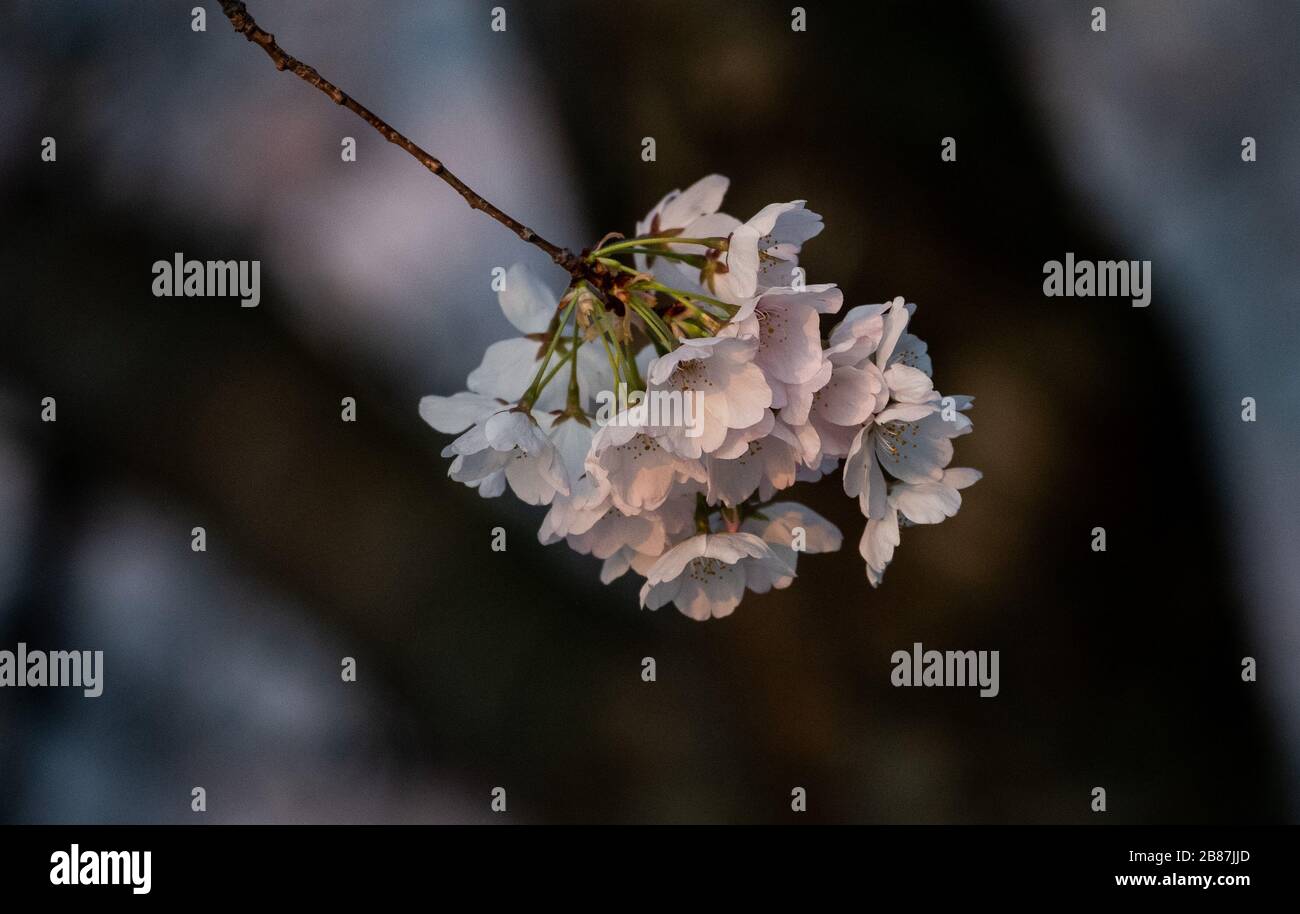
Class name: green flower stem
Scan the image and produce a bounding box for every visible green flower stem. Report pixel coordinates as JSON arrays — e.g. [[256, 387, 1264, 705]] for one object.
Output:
[[631, 282, 738, 325], [674, 317, 708, 338], [632, 280, 736, 318], [590, 236, 727, 258], [586, 287, 632, 390], [598, 330, 623, 389], [521, 292, 577, 408], [566, 311, 582, 410], [537, 344, 576, 394], [595, 256, 643, 276], [628, 298, 677, 351], [622, 338, 645, 391], [607, 248, 708, 268]]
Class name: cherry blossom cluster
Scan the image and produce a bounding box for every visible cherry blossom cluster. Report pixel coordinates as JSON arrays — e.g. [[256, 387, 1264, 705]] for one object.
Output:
[[420, 176, 978, 619]]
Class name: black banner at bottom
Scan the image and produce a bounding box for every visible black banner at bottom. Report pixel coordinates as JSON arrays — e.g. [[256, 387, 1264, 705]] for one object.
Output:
[[0, 825, 1291, 898]]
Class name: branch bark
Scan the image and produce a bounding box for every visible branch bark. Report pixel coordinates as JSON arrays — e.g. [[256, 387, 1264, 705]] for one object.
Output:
[[217, 0, 588, 279]]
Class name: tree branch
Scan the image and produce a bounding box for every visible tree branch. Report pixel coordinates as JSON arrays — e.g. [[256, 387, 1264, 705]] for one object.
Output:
[[216, 0, 588, 279]]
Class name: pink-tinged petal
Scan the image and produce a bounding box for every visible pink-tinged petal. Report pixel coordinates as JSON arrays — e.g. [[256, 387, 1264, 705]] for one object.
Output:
[[721, 363, 773, 429], [471, 470, 507, 499], [874, 297, 910, 369], [815, 417, 859, 458], [673, 565, 747, 620], [644, 535, 710, 585], [943, 467, 982, 489], [718, 223, 761, 299], [704, 532, 775, 565], [814, 365, 881, 427], [756, 438, 799, 500], [867, 451, 889, 519], [706, 451, 764, 506], [713, 412, 775, 460], [892, 481, 961, 524], [829, 303, 890, 362], [755, 299, 824, 384], [602, 550, 633, 584], [859, 510, 900, 578], [752, 502, 843, 553], [883, 363, 938, 404], [753, 283, 842, 313], [780, 359, 832, 425], [842, 426, 869, 497], [771, 417, 821, 466], [645, 336, 718, 386], [640, 576, 684, 611], [876, 402, 938, 424]]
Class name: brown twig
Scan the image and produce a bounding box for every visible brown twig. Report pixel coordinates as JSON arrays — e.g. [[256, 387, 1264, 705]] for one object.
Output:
[[216, 0, 590, 280]]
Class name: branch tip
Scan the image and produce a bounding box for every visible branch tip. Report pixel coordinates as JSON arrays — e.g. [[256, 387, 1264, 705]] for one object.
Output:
[[217, 0, 591, 281]]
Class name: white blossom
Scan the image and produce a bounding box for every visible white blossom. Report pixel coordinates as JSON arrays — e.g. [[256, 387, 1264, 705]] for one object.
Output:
[[418, 176, 978, 618], [741, 502, 842, 592], [644, 335, 773, 459], [585, 413, 707, 515], [639, 532, 795, 620], [860, 467, 982, 587], [467, 264, 613, 412]]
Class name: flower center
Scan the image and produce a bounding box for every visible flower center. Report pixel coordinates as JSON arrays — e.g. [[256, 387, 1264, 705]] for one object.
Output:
[[613, 433, 660, 461], [687, 556, 725, 581], [876, 420, 920, 461], [671, 359, 714, 391]]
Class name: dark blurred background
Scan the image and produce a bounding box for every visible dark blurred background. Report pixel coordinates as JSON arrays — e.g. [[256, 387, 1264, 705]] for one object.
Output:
[[1, 0, 1296, 823]]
